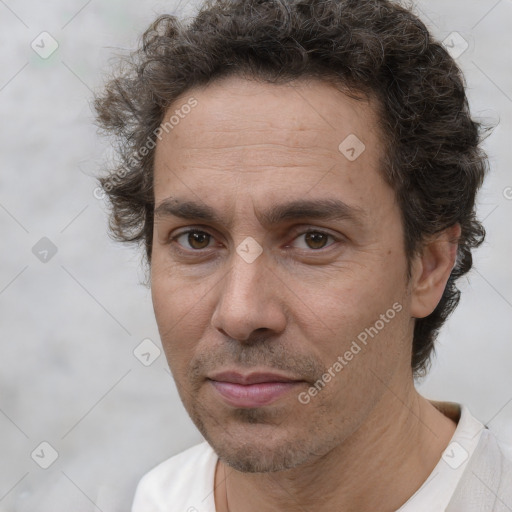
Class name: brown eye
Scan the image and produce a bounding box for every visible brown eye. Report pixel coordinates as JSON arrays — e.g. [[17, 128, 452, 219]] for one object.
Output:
[[188, 231, 211, 249], [288, 230, 338, 251], [175, 230, 213, 250], [304, 232, 330, 249]]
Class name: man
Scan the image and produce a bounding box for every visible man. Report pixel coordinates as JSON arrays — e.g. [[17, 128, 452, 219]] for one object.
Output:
[[94, 0, 512, 510]]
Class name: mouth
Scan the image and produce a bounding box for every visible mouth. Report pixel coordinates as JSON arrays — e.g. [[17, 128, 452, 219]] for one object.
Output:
[[207, 370, 305, 408]]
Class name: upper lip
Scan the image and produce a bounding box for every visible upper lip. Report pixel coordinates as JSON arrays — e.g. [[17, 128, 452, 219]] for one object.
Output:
[[208, 371, 302, 385]]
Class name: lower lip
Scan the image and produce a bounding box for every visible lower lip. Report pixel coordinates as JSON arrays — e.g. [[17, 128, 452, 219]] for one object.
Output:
[[209, 380, 303, 407]]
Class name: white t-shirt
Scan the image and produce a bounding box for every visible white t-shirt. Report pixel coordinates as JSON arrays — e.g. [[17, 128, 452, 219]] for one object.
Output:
[[396, 403, 484, 511], [131, 402, 485, 512]]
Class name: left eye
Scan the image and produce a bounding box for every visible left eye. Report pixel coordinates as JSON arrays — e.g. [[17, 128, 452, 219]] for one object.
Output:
[[291, 231, 336, 250]]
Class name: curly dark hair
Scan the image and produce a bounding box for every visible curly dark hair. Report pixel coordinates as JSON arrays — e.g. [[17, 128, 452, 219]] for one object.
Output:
[[94, 0, 491, 378]]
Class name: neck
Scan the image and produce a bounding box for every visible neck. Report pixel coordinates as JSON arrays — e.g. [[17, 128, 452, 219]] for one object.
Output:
[[215, 380, 456, 512]]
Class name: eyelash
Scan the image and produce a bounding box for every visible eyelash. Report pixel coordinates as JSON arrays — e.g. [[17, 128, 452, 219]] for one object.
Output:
[[169, 228, 339, 254]]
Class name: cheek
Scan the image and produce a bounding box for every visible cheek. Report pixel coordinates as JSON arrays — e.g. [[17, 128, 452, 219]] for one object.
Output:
[[150, 266, 209, 366], [300, 286, 408, 422], [151, 246, 210, 319], [292, 254, 407, 363]]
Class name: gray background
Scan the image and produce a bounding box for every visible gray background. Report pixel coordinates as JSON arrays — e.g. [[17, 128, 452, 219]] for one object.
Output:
[[0, 0, 511, 510]]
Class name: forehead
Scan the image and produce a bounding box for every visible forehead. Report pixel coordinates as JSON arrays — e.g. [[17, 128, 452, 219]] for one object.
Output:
[[153, 75, 391, 222], [158, 75, 383, 154]]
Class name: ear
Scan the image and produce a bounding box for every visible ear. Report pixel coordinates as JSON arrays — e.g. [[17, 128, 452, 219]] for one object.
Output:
[[410, 224, 461, 319]]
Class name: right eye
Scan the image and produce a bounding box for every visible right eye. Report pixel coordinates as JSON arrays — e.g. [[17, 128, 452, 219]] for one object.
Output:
[[172, 229, 215, 251]]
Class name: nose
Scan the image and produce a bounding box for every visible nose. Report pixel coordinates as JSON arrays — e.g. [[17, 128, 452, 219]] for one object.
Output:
[[210, 248, 287, 342]]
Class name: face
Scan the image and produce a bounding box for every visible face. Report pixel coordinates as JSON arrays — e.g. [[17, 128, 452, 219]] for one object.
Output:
[[151, 75, 415, 473]]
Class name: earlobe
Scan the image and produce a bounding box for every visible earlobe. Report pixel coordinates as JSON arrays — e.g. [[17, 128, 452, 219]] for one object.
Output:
[[410, 224, 461, 319]]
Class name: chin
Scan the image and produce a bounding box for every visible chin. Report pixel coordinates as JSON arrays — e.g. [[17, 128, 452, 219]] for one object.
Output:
[[199, 419, 323, 473]]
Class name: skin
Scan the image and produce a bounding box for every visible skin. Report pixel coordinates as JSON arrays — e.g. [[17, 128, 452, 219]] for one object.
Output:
[[151, 75, 460, 511]]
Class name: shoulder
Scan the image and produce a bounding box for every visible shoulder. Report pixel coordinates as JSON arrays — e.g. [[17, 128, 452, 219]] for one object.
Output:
[[447, 421, 512, 511], [131, 440, 218, 512]]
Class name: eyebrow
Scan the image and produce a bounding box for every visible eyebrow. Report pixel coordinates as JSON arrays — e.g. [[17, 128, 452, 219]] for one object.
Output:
[[154, 197, 366, 229]]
